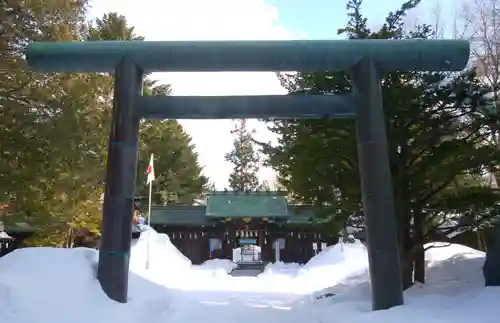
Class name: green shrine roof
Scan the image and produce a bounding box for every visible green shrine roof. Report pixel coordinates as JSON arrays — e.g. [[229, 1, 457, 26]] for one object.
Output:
[[1, 192, 321, 233], [150, 205, 207, 225], [3, 192, 322, 234], [205, 191, 288, 218], [144, 192, 322, 226]]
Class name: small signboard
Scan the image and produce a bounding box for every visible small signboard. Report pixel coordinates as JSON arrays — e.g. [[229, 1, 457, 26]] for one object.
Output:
[[312, 242, 318, 250]]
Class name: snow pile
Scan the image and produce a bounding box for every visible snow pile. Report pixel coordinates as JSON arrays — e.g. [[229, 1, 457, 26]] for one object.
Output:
[[408, 242, 487, 296], [262, 261, 300, 274], [130, 228, 191, 275], [0, 247, 173, 323], [310, 242, 498, 323], [0, 226, 498, 323], [426, 241, 485, 263], [198, 259, 237, 274], [300, 240, 369, 289], [130, 228, 235, 286], [0, 231, 12, 238], [259, 239, 369, 293]]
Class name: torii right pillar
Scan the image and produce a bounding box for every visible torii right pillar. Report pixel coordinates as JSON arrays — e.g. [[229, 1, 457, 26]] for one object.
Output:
[[350, 57, 403, 310]]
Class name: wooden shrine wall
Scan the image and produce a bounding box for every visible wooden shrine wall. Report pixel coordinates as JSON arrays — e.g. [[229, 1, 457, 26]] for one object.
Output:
[[263, 230, 327, 264], [153, 225, 328, 264]]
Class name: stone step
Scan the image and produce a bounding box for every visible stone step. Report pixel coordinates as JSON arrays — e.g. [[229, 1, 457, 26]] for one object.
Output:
[[232, 261, 267, 272], [230, 262, 266, 277]]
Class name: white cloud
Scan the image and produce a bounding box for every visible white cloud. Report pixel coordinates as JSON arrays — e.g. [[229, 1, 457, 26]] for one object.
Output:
[[88, 0, 296, 188]]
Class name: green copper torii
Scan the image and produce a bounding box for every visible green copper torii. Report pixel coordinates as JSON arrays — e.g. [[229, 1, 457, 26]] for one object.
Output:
[[26, 39, 470, 310]]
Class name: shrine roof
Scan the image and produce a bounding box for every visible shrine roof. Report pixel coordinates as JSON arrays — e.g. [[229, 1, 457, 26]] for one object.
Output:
[[146, 205, 318, 226], [205, 191, 289, 218]]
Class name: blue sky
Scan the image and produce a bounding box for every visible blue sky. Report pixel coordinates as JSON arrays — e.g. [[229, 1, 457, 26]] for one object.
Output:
[[88, 0, 454, 188], [266, 0, 405, 38]]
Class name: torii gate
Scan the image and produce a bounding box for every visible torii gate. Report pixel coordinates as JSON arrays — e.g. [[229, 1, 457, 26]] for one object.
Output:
[[26, 39, 469, 310]]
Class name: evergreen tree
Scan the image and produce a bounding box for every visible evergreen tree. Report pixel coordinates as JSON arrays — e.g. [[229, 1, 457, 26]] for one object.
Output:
[[1, 0, 109, 246], [136, 120, 208, 205], [261, 0, 500, 288], [225, 120, 260, 191], [0, 7, 205, 246], [88, 13, 207, 206]]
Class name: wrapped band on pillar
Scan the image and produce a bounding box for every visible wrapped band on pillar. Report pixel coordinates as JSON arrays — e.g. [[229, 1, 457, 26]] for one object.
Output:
[[97, 57, 144, 303]]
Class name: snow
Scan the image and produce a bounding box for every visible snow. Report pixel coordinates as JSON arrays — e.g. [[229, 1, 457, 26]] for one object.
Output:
[[130, 228, 192, 275], [199, 259, 238, 274], [0, 229, 498, 323]]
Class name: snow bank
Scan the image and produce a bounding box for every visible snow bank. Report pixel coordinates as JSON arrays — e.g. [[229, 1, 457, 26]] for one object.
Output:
[[0, 228, 238, 323], [130, 228, 236, 286], [262, 261, 300, 274], [407, 242, 488, 297], [425, 241, 485, 262], [0, 247, 172, 323], [258, 239, 369, 293], [198, 259, 237, 274], [311, 242, 498, 323], [303, 240, 367, 272], [130, 228, 191, 275], [1, 227, 498, 323]]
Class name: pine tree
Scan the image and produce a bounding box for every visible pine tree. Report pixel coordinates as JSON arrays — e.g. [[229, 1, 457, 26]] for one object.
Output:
[[262, 0, 500, 288], [136, 120, 208, 205], [225, 120, 260, 191]]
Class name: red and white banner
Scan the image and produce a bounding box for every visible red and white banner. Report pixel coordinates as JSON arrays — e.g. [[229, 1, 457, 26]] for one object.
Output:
[[146, 153, 155, 184]]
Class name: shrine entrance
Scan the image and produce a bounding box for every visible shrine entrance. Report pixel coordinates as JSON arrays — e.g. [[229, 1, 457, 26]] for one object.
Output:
[[234, 234, 262, 263], [140, 191, 333, 265], [232, 218, 264, 264]]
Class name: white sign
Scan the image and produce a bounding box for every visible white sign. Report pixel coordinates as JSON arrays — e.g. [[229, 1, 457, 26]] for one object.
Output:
[[274, 240, 281, 262], [321, 242, 327, 250], [312, 242, 318, 250]]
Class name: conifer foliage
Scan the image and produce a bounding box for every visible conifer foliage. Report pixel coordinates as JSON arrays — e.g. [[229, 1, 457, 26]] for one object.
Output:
[[225, 120, 260, 191]]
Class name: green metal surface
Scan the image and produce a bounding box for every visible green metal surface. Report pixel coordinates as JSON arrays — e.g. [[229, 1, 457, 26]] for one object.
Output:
[[148, 205, 208, 225], [3, 222, 34, 233], [205, 192, 288, 218], [4, 222, 142, 234], [351, 57, 403, 309], [145, 204, 318, 225], [26, 39, 469, 73], [140, 94, 355, 119], [287, 205, 317, 224]]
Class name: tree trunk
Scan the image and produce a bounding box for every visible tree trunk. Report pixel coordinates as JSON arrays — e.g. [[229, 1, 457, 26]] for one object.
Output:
[[394, 141, 413, 289], [413, 245, 425, 283], [412, 209, 425, 283], [63, 227, 75, 248], [401, 235, 414, 290], [484, 224, 500, 286]]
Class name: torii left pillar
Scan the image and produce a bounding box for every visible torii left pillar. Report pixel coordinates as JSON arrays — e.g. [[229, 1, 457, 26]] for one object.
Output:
[[97, 58, 144, 303]]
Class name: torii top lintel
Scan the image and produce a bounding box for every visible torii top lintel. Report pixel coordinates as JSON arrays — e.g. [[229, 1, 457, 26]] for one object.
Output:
[[26, 39, 470, 73]]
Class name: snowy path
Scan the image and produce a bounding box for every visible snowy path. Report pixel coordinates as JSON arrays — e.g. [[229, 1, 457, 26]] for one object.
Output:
[[154, 286, 312, 323], [1, 229, 499, 323]]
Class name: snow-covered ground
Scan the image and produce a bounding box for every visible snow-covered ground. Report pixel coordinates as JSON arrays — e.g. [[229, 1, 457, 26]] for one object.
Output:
[[0, 227, 498, 323]]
